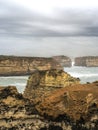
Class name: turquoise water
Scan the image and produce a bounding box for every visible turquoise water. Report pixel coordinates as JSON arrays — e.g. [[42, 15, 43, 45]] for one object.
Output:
[[0, 67, 98, 93]]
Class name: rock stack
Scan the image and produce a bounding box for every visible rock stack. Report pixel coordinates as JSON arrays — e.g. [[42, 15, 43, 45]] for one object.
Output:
[[24, 69, 80, 99]]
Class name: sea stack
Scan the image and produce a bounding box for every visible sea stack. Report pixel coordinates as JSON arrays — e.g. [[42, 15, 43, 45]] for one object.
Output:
[[24, 69, 80, 99], [52, 55, 72, 67]]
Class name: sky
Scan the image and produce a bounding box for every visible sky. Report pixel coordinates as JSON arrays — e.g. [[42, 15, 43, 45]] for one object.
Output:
[[0, 0, 98, 58]]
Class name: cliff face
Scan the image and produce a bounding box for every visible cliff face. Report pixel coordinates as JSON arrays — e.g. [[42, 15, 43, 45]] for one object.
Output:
[[75, 56, 98, 67], [0, 56, 62, 76], [52, 55, 72, 67]]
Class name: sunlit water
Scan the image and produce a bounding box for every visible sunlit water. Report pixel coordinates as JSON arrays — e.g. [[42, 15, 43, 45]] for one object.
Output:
[[0, 66, 98, 93]]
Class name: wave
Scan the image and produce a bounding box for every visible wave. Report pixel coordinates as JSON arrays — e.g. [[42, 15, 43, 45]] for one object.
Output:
[[0, 76, 28, 80], [68, 72, 98, 78], [10, 83, 26, 86]]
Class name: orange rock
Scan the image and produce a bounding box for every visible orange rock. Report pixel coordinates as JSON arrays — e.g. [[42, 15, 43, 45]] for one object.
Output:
[[35, 83, 98, 121]]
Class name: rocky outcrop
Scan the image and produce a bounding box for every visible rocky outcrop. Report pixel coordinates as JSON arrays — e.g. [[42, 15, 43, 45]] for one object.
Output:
[[0, 86, 52, 130], [35, 83, 98, 121], [52, 55, 72, 67], [75, 56, 98, 67], [0, 55, 62, 76], [23, 69, 98, 129], [1, 70, 98, 130], [24, 69, 80, 99]]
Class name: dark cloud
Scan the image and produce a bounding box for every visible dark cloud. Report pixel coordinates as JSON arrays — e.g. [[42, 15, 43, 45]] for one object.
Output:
[[0, 0, 98, 57], [0, 1, 98, 37]]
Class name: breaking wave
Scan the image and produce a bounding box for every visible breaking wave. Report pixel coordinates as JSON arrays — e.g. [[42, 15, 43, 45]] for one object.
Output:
[[0, 76, 28, 93], [68, 73, 98, 78], [64, 66, 98, 83]]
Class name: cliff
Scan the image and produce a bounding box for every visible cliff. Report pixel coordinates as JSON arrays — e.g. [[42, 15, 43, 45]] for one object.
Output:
[[75, 56, 98, 67], [0, 55, 62, 76], [52, 55, 72, 67]]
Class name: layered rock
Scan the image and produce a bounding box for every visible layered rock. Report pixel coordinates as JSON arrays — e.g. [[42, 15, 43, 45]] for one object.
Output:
[[0, 86, 49, 130], [0, 55, 62, 76], [24, 69, 80, 99], [75, 56, 98, 67], [52, 55, 72, 67]]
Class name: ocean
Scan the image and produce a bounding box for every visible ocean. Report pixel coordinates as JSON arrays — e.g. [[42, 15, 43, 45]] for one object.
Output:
[[0, 66, 98, 93], [64, 66, 98, 83]]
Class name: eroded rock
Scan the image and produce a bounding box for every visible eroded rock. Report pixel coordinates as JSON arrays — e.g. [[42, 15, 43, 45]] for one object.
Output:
[[1, 70, 98, 130], [24, 69, 80, 99]]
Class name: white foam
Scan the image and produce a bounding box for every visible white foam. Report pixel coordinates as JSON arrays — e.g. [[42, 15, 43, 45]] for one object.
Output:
[[68, 72, 98, 78], [0, 76, 28, 80], [72, 61, 75, 67], [10, 83, 26, 86]]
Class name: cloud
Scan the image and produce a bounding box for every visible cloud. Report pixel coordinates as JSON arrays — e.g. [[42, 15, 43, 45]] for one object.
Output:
[[0, 37, 98, 57], [0, 0, 98, 37], [0, 0, 98, 57]]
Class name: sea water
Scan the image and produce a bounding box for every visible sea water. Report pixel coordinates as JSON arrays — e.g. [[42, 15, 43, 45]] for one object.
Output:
[[64, 66, 98, 83], [0, 76, 28, 93], [0, 67, 98, 93]]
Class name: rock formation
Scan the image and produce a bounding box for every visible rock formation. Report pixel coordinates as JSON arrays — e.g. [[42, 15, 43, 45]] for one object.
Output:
[[52, 55, 72, 67], [1, 70, 98, 129], [24, 69, 80, 99], [0, 55, 62, 76], [0, 86, 50, 130], [75, 56, 98, 67]]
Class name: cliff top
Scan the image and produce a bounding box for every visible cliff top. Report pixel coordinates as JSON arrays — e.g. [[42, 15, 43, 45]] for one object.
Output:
[[75, 56, 98, 59], [52, 55, 71, 59], [0, 55, 53, 60]]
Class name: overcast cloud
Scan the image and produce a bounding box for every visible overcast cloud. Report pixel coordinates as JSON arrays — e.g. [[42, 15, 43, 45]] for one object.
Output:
[[0, 0, 98, 57]]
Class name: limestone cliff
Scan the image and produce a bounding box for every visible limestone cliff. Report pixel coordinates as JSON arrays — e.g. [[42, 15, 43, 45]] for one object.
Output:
[[0, 55, 62, 76], [52, 55, 72, 67], [75, 56, 98, 67]]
